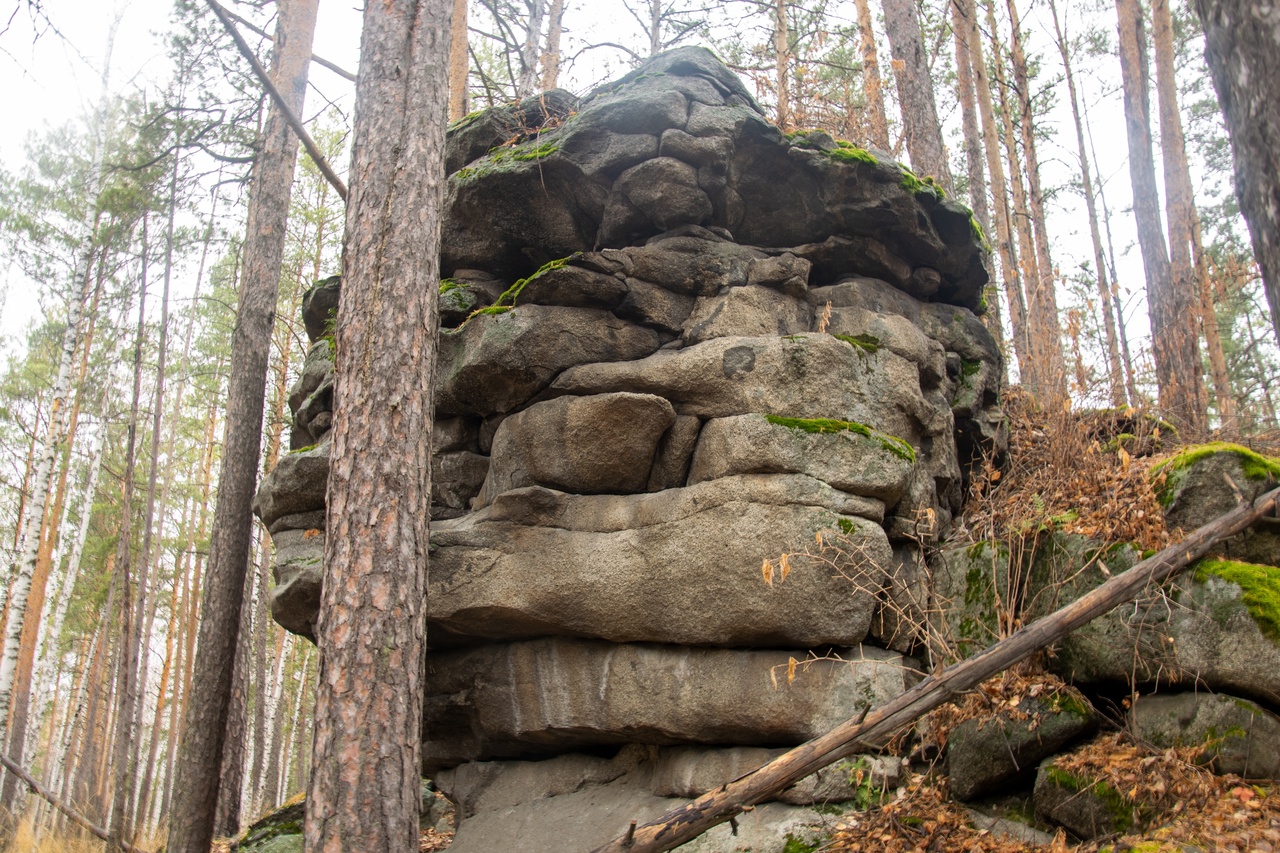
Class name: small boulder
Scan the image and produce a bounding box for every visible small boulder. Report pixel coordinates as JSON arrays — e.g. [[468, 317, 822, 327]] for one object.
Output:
[[1130, 691, 1280, 779]]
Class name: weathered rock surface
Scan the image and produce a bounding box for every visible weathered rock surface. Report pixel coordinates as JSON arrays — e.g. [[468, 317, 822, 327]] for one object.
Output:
[[1130, 691, 1280, 779], [424, 637, 917, 768], [947, 693, 1097, 801], [1034, 757, 1142, 841], [251, 47, 1005, 844], [428, 478, 888, 648]]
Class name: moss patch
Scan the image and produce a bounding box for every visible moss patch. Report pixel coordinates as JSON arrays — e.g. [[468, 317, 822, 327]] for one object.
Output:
[[1153, 442, 1280, 504], [1044, 766, 1138, 835], [832, 332, 880, 354], [764, 415, 916, 462], [287, 443, 318, 455], [782, 834, 821, 853], [1192, 558, 1280, 641], [452, 255, 577, 329], [826, 144, 878, 166], [898, 167, 946, 202]]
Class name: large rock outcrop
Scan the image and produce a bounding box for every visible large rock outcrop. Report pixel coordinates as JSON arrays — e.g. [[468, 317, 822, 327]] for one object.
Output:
[[254, 47, 1003, 851]]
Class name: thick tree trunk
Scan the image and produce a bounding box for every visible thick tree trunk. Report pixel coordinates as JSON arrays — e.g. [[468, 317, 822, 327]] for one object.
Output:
[[1050, 0, 1126, 406], [166, 1, 319, 850], [881, 0, 952, 189], [303, 0, 449, 848], [1194, 0, 1280, 349], [1116, 0, 1204, 431]]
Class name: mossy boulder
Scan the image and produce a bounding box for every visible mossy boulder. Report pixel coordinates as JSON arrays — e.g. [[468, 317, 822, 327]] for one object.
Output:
[[1154, 443, 1280, 566], [1131, 691, 1280, 779], [230, 798, 304, 853], [1033, 758, 1147, 840], [947, 690, 1098, 800]]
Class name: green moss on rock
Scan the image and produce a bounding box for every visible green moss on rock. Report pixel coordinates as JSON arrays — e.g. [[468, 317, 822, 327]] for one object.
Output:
[[1043, 766, 1137, 835], [1153, 442, 1280, 505], [763, 415, 916, 462], [832, 332, 880, 353], [825, 144, 878, 166], [1192, 558, 1280, 641]]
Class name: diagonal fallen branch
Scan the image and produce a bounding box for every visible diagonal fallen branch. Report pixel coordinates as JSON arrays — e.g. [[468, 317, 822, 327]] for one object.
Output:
[[591, 485, 1280, 853], [204, 0, 349, 202], [0, 750, 146, 853]]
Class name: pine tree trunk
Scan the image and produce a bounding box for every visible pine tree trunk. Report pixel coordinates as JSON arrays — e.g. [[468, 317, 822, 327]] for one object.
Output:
[[304, 0, 449, 848], [854, 0, 890, 150], [448, 0, 469, 119], [950, 0, 1002, 351], [772, 0, 792, 131], [1005, 0, 1067, 403], [1050, 0, 1126, 405], [166, 1, 320, 849], [1151, 0, 1226, 427], [1116, 0, 1204, 430], [1194, 0, 1280, 348], [881, 0, 952, 189]]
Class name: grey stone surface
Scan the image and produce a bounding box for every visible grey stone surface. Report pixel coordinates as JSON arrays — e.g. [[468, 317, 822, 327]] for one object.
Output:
[[682, 285, 812, 344], [424, 637, 917, 768], [647, 414, 703, 491], [267, 529, 324, 641], [431, 450, 489, 518], [429, 477, 889, 648], [476, 392, 675, 505], [435, 304, 662, 416], [1131, 691, 1280, 779], [947, 693, 1097, 801], [1034, 758, 1141, 841], [687, 413, 914, 506], [253, 441, 330, 531]]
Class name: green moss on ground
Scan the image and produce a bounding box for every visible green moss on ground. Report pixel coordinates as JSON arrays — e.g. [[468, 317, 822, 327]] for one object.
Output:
[[1044, 766, 1138, 835], [782, 834, 821, 853], [1192, 558, 1280, 642], [763, 415, 916, 462], [832, 332, 880, 353]]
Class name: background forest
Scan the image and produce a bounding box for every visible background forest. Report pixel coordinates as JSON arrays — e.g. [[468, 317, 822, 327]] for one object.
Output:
[[0, 0, 1275, 848]]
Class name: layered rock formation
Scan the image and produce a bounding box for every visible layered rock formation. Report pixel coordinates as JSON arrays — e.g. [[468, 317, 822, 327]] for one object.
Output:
[[254, 47, 1003, 850]]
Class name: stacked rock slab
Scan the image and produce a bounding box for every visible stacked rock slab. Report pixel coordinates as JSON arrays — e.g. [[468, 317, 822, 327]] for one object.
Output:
[[253, 47, 1003, 850]]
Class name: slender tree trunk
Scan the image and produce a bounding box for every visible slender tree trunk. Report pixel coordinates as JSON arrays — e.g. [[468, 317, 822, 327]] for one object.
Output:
[[540, 0, 566, 90], [950, 0, 1003, 353], [882, 0, 953, 189], [1005, 0, 1067, 403], [855, 0, 890, 150], [110, 218, 152, 845], [167, 1, 320, 849], [1116, 0, 1204, 430], [1050, 0, 1125, 405], [212, 564, 255, 837], [448, 0, 469, 119], [304, 0, 449, 848], [1194, 0, 1280, 348], [772, 0, 792, 131], [517, 0, 546, 97], [1150, 0, 1226, 428]]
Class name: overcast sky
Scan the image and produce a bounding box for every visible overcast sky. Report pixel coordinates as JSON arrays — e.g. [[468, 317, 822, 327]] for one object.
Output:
[[0, 0, 1204, 400]]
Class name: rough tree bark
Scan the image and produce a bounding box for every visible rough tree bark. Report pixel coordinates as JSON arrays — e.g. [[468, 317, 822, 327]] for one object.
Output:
[[540, 0, 567, 90], [854, 0, 890, 150], [1116, 0, 1205, 431], [1151, 0, 1231, 425], [881, 0, 953, 190], [302, 0, 449, 849], [449, 0, 469, 119], [165, 1, 319, 850], [1194, 0, 1280, 349]]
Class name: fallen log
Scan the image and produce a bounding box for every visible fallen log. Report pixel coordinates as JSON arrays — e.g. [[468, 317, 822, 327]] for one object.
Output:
[[591, 485, 1280, 853], [0, 750, 146, 853]]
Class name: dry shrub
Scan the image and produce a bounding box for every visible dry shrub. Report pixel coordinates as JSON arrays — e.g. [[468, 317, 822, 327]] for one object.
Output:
[[961, 389, 1172, 553]]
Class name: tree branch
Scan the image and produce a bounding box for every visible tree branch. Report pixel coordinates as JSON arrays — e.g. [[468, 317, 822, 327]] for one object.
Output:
[[591, 485, 1280, 853], [204, 0, 348, 201], [0, 750, 147, 853], [221, 5, 357, 81]]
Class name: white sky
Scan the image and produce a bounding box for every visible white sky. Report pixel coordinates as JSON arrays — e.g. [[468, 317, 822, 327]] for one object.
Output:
[[0, 0, 1219, 401]]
